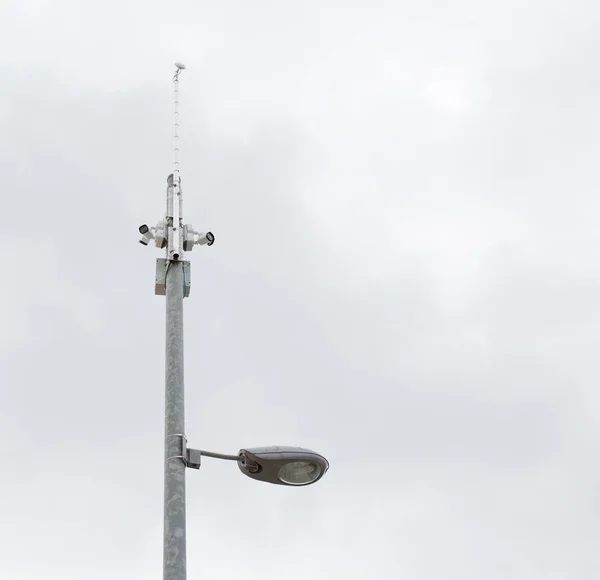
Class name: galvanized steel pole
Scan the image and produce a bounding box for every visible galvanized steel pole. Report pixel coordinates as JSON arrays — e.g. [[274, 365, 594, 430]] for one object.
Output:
[[163, 63, 187, 580], [163, 251, 187, 580]]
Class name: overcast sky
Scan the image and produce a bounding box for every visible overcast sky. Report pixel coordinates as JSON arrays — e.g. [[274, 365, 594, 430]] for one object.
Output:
[[1, 1, 599, 579]]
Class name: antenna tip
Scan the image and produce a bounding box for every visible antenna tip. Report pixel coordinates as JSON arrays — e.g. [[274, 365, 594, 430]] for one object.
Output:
[[175, 62, 186, 70]]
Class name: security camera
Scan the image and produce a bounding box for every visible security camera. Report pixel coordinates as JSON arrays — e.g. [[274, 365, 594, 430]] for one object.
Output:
[[138, 222, 168, 248], [196, 231, 215, 247], [182, 226, 215, 250], [139, 224, 156, 246]]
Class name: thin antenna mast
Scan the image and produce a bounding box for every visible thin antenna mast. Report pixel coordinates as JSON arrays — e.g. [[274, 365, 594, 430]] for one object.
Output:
[[168, 62, 187, 260], [173, 62, 186, 188]]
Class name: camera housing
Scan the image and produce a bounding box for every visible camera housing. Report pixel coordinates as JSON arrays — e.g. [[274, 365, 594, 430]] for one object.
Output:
[[139, 223, 212, 250], [138, 223, 168, 247], [139, 224, 156, 246], [182, 226, 215, 250], [195, 231, 215, 247]]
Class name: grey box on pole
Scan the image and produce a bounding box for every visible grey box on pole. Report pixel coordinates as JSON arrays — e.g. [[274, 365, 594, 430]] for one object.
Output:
[[156, 258, 167, 295], [183, 261, 191, 298], [156, 259, 191, 298]]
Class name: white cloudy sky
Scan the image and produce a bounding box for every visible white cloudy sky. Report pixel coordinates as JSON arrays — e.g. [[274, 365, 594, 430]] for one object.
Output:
[[1, 1, 599, 579]]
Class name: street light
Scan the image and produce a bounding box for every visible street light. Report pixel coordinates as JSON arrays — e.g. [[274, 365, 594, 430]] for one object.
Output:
[[185, 446, 329, 486], [239, 446, 329, 486], [139, 63, 329, 580]]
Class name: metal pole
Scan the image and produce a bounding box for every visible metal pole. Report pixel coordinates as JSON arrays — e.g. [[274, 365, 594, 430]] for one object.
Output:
[[163, 251, 186, 580], [163, 63, 188, 580]]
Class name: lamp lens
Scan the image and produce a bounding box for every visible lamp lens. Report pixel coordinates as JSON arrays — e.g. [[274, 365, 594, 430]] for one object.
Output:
[[278, 461, 322, 485]]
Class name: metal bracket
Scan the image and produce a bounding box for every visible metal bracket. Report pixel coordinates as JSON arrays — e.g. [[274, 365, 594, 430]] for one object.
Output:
[[185, 448, 202, 469], [166, 445, 240, 470], [165, 433, 189, 465], [165, 435, 201, 469]]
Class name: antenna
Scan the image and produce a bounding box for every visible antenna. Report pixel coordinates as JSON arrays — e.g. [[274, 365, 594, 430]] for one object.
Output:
[[173, 62, 186, 187]]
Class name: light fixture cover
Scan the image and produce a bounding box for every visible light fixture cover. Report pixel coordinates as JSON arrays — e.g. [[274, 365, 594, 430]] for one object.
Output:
[[238, 446, 329, 486]]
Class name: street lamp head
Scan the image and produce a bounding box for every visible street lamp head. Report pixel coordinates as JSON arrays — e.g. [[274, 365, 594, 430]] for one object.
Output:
[[238, 446, 329, 486]]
